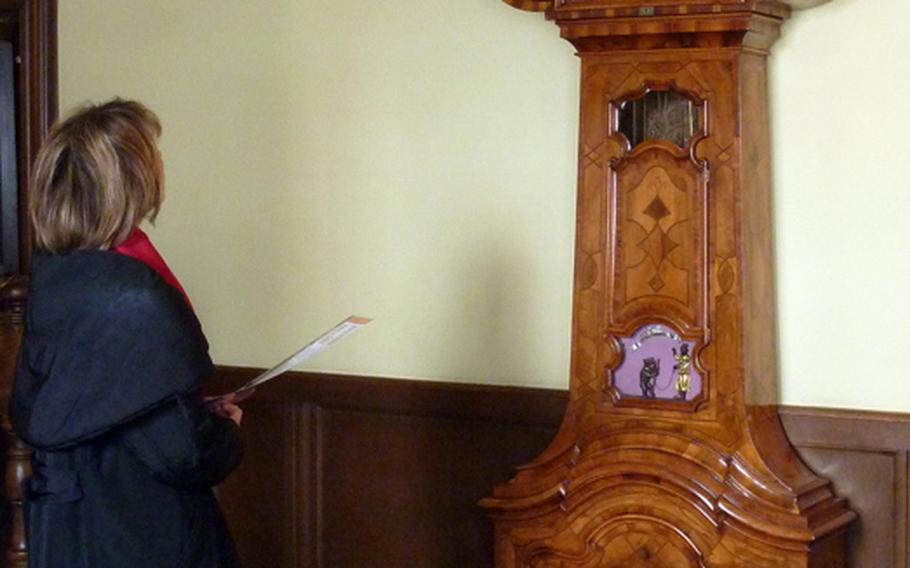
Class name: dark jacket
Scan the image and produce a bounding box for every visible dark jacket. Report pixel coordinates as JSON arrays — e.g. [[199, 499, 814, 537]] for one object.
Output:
[[10, 250, 242, 568]]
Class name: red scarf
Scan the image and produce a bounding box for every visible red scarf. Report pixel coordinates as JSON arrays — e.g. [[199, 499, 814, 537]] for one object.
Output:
[[112, 228, 193, 309]]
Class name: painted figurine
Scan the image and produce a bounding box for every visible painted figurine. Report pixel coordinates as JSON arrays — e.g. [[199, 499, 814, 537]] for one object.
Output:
[[672, 343, 691, 400], [639, 357, 660, 399]]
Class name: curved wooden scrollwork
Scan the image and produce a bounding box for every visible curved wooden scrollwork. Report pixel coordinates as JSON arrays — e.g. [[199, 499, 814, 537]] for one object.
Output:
[[500, 0, 552, 12], [782, 0, 833, 8]]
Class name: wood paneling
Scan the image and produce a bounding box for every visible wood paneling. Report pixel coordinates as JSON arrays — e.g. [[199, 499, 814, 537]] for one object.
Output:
[[781, 407, 910, 568], [212, 367, 564, 568], [211, 367, 909, 568]]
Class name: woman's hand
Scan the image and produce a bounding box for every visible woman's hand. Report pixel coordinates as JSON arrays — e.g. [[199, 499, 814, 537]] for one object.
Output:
[[203, 390, 254, 426]]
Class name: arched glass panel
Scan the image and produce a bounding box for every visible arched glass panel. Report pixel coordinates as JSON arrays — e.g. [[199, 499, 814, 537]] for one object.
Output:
[[617, 90, 699, 149]]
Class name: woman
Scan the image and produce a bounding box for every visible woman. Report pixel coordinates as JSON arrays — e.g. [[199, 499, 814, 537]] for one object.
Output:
[[10, 99, 245, 567]]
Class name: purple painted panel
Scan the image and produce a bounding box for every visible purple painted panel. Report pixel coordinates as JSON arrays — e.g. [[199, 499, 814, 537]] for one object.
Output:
[[613, 324, 701, 401]]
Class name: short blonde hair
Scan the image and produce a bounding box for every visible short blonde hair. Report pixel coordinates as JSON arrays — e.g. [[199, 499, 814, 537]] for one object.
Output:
[[29, 99, 164, 253]]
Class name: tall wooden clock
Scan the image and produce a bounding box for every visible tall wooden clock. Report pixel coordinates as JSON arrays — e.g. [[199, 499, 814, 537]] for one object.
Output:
[[480, 1, 856, 566]]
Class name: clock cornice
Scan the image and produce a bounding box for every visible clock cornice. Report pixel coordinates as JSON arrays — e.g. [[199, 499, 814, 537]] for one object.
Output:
[[501, 0, 834, 13]]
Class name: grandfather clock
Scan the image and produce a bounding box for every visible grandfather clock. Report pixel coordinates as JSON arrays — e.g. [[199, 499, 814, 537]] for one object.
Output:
[[481, 1, 856, 566]]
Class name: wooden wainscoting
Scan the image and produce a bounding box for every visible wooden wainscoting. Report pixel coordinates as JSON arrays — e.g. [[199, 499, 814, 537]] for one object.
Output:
[[211, 367, 566, 568], [211, 367, 910, 568], [780, 407, 910, 568]]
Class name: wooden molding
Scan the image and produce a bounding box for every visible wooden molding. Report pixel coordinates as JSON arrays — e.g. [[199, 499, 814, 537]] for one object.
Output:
[[213, 366, 569, 427], [780, 407, 910, 567], [783, 0, 832, 8], [209, 367, 909, 567], [500, 0, 551, 11], [0, 0, 57, 274], [0, 6, 55, 566]]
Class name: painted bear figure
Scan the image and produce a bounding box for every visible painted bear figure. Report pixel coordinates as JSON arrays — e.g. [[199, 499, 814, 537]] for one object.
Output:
[[639, 357, 660, 399]]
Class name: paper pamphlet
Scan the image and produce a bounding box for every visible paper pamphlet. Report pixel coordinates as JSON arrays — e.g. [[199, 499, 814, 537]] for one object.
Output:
[[219, 316, 371, 398]]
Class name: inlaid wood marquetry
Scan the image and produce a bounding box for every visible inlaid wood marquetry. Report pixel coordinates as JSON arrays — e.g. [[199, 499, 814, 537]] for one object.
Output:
[[482, 1, 853, 567]]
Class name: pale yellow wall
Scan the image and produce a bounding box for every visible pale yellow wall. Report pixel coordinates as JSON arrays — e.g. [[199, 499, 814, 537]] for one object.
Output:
[[772, 0, 910, 412], [59, 0, 909, 412]]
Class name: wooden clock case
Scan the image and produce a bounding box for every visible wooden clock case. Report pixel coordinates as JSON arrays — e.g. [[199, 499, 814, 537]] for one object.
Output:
[[480, 1, 856, 566]]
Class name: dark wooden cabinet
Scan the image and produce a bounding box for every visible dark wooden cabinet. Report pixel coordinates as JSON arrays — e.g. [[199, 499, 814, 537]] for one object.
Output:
[[0, 2, 55, 567], [0, 0, 57, 278], [480, 2, 856, 566]]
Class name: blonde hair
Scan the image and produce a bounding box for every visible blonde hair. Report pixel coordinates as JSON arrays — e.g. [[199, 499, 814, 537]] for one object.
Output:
[[29, 99, 164, 253]]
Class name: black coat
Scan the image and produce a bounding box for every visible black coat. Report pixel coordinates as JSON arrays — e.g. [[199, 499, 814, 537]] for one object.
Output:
[[10, 250, 243, 568]]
